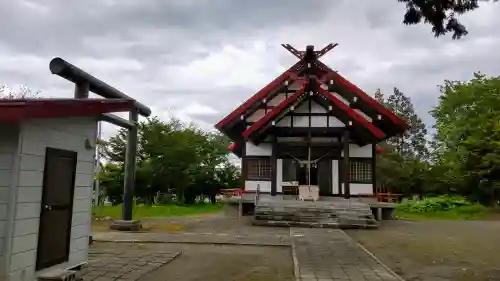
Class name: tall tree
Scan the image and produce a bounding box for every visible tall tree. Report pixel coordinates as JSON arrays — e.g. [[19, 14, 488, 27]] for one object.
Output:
[[100, 116, 238, 204], [431, 73, 500, 203], [380, 87, 429, 159], [0, 84, 40, 99], [374, 88, 431, 196], [398, 0, 498, 39]]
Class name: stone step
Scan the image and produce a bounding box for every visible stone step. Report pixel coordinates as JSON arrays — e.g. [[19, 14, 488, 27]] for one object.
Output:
[[254, 214, 376, 222], [253, 201, 378, 229], [256, 205, 372, 211], [257, 205, 372, 212], [252, 219, 378, 229]]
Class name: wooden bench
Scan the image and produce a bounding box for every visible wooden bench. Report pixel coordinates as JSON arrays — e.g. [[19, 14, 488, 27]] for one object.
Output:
[[282, 186, 298, 196], [376, 192, 403, 203], [220, 188, 245, 197]]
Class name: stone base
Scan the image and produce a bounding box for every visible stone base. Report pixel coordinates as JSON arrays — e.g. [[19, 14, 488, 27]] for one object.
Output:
[[253, 200, 378, 229], [37, 269, 76, 281], [252, 219, 378, 229], [109, 220, 142, 231]]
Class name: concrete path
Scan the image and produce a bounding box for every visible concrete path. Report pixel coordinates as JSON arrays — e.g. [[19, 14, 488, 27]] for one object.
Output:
[[291, 228, 402, 281], [92, 228, 403, 281], [93, 231, 291, 246]]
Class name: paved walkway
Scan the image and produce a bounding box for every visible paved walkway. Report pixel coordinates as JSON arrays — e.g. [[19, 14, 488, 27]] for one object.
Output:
[[291, 228, 402, 281], [91, 228, 402, 281], [93, 231, 291, 246], [76, 248, 180, 281]]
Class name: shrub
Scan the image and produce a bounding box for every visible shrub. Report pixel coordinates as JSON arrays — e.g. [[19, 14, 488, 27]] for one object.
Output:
[[453, 204, 488, 216], [156, 193, 175, 205], [397, 195, 473, 213]]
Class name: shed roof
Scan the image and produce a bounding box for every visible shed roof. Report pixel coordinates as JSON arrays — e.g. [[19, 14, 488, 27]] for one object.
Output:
[[0, 98, 136, 121]]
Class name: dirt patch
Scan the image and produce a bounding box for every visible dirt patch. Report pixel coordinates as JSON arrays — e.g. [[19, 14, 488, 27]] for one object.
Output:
[[91, 242, 294, 281], [93, 212, 290, 237], [346, 220, 500, 281]]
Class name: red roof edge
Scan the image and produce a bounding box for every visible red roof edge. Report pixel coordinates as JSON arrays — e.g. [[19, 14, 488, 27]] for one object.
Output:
[[242, 83, 307, 138], [315, 83, 386, 140], [0, 98, 136, 121], [317, 61, 408, 129], [227, 143, 237, 152], [215, 61, 302, 130]]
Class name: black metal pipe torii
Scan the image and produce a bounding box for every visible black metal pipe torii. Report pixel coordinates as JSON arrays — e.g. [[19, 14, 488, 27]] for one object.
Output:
[[49, 57, 151, 223]]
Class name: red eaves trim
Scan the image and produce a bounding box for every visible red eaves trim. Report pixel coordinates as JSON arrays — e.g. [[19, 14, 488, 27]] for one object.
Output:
[[242, 83, 307, 138], [315, 82, 386, 140], [215, 61, 303, 130], [0, 98, 136, 121], [316, 61, 407, 129], [227, 143, 237, 152]]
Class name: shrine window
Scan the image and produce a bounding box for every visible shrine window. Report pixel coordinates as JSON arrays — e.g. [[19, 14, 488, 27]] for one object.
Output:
[[350, 159, 372, 183], [244, 157, 272, 180]]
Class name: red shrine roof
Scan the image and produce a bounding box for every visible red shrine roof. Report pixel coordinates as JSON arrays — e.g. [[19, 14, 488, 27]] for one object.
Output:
[[242, 78, 386, 140], [215, 44, 408, 156], [0, 98, 136, 121]]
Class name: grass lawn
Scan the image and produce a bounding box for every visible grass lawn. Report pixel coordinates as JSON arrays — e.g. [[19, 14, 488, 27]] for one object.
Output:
[[394, 205, 500, 220], [93, 203, 223, 219]]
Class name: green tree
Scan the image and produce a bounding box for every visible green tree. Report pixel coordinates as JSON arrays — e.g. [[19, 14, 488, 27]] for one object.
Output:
[[374, 88, 430, 196], [398, 0, 498, 39], [98, 163, 124, 205], [377, 87, 429, 159], [100, 116, 238, 205], [431, 73, 500, 204]]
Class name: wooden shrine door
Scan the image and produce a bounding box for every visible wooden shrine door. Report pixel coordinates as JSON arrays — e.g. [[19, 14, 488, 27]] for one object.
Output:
[[36, 148, 77, 271], [317, 159, 332, 196]]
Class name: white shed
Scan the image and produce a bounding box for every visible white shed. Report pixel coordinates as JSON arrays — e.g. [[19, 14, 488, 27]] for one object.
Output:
[[0, 98, 135, 281]]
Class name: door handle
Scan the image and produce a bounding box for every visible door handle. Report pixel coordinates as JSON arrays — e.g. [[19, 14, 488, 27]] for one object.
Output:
[[44, 205, 52, 211]]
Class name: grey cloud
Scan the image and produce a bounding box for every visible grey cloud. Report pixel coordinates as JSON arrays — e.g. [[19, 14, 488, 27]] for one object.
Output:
[[0, 0, 334, 58], [1, 0, 499, 137]]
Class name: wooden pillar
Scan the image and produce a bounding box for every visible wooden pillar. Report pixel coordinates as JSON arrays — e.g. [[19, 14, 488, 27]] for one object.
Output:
[[377, 207, 383, 221], [372, 143, 377, 194], [308, 97, 312, 187], [271, 141, 277, 196], [241, 138, 247, 188], [342, 130, 350, 199]]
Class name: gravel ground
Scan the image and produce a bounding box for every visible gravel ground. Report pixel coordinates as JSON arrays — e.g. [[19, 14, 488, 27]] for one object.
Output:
[[90, 242, 294, 281], [91, 210, 294, 281], [93, 207, 500, 280], [93, 210, 290, 237], [345, 220, 500, 281]]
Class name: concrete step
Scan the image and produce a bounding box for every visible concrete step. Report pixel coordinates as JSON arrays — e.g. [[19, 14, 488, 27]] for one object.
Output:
[[252, 219, 378, 229], [253, 200, 378, 229]]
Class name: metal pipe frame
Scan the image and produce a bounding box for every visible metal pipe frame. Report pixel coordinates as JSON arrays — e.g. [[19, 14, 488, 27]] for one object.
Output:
[[122, 110, 139, 220], [99, 113, 134, 129], [49, 57, 148, 222], [49, 57, 151, 117]]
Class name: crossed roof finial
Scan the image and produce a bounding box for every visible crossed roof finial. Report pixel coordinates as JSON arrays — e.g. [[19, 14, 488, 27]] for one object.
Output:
[[281, 43, 338, 60]]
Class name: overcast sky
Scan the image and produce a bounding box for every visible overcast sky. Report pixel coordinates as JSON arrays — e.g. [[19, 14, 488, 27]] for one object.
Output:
[[1, 0, 499, 139]]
